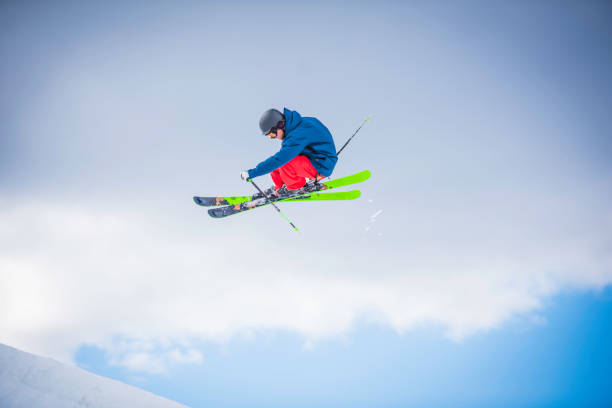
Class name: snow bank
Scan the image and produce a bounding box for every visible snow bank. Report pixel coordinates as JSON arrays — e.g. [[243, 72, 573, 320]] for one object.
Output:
[[0, 343, 188, 408]]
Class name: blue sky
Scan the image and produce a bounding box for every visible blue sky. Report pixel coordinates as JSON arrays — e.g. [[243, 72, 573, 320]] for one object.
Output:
[[1, 1, 611, 407], [76, 288, 612, 407]]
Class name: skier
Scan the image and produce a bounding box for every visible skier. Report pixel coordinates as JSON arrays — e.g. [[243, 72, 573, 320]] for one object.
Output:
[[240, 108, 338, 197]]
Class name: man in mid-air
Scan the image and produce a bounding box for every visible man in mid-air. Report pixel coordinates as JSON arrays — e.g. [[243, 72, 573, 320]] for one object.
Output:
[[241, 108, 338, 197]]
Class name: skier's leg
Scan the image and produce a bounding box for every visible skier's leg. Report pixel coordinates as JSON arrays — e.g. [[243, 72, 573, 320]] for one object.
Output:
[[270, 169, 284, 190], [293, 155, 319, 181], [279, 155, 318, 190]]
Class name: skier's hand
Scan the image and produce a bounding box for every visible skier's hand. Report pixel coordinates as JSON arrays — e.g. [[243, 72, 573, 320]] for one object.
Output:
[[240, 171, 251, 182]]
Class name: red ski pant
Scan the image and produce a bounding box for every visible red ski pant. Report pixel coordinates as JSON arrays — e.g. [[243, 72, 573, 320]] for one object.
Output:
[[270, 155, 319, 190]]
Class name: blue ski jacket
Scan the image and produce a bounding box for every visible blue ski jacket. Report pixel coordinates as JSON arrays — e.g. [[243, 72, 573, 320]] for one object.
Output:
[[248, 108, 338, 179]]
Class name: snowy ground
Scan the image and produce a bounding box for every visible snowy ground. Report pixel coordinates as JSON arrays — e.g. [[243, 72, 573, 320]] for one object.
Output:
[[0, 343, 187, 408]]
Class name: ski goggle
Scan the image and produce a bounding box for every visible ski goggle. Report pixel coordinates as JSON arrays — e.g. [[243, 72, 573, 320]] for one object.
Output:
[[264, 121, 284, 137], [266, 127, 278, 137]]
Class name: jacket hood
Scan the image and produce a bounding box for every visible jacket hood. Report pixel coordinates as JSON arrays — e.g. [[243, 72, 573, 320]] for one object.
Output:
[[283, 108, 303, 134]]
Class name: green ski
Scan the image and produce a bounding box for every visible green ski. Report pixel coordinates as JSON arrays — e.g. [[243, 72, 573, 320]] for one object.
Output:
[[208, 189, 362, 218], [194, 170, 371, 207]]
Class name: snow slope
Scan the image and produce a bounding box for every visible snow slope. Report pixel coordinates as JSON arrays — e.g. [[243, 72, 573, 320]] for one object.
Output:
[[0, 343, 188, 408]]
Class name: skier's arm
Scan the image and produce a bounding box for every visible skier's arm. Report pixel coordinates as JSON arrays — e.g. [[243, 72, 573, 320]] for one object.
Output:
[[248, 132, 308, 178]]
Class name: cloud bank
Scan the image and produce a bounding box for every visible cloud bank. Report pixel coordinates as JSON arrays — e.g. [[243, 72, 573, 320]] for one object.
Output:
[[2, 189, 610, 373]]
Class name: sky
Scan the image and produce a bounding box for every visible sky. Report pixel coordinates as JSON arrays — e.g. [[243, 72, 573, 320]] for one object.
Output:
[[1, 1, 612, 407]]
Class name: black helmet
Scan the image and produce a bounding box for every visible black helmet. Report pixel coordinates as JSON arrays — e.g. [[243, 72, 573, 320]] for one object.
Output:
[[259, 109, 284, 135]]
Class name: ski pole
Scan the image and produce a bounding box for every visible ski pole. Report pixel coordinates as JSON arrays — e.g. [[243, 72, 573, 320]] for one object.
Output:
[[336, 116, 370, 156], [311, 116, 372, 184], [249, 179, 299, 232]]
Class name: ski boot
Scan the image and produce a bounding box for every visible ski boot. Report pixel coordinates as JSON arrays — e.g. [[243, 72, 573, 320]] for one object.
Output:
[[303, 178, 328, 193], [275, 185, 307, 199], [252, 185, 277, 200]]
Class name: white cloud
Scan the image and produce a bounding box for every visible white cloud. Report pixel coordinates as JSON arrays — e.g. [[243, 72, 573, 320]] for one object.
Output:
[[531, 315, 547, 326], [0, 191, 611, 372], [106, 339, 203, 374]]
